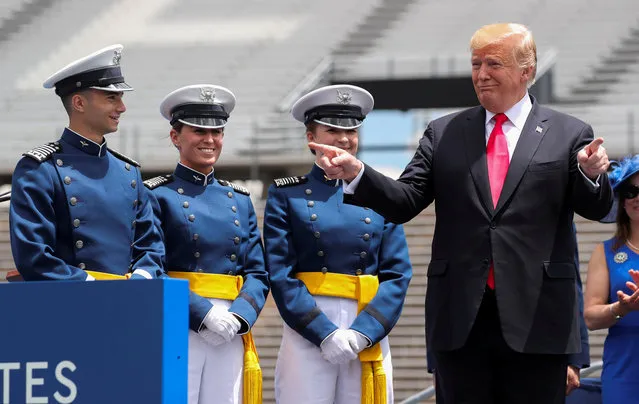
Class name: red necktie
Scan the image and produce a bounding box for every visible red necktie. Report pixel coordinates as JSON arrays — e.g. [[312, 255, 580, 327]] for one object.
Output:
[[486, 113, 509, 289]]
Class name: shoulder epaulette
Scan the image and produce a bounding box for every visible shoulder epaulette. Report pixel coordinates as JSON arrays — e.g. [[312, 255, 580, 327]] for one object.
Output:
[[273, 175, 308, 188], [143, 175, 173, 190], [218, 179, 250, 195], [23, 142, 61, 163], [107, 148, 140, 167]]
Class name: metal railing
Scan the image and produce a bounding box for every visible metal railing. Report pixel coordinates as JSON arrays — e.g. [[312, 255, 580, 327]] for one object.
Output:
[[399, 361, 603, 404]]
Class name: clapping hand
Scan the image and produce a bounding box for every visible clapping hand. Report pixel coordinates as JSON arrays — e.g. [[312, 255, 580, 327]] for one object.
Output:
[[616, 269, 639, 314]]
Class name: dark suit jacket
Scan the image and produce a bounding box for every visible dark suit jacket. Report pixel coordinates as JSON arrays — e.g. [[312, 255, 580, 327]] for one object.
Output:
[[571, 226, 590, 368], [426, 224, 591, 371], [346, 97, 612, 355]]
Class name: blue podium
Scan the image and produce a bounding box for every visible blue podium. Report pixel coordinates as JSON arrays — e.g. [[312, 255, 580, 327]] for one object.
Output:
[[0, 278, 189, 404]]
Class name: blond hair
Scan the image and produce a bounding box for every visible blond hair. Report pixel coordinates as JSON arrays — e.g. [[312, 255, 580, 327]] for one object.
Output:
[[470, 23, 537, 84]]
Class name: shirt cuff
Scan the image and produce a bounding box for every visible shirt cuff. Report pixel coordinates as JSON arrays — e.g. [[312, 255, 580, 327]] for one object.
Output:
[[577, 164, 600, 189], [343, 164, 365, 194]]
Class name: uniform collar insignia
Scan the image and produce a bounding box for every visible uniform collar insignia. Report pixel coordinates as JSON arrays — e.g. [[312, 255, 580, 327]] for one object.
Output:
[[61, 128, 108, 157], [174, 163, 214, 186], [311, 164, 338, 187]]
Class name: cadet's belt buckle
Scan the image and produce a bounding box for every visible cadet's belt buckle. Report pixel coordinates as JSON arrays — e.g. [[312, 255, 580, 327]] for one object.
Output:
[[125, 273, 132, 280]]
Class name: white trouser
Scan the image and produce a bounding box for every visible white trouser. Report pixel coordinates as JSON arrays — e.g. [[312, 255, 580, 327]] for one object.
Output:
[[275, 295, 394, 404], [188, 298, 244, 404]]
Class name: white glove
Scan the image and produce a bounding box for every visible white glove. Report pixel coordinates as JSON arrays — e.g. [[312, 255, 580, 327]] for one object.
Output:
[[202, 305, 241, 343], [320, 329, 358, 365], [345, 329, 370, 354], [199, 328, 226, 347]]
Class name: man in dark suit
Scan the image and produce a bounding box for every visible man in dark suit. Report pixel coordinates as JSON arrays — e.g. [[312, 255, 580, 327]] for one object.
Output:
[[428, 227, 590, 401], [309, 23, 612, 403]]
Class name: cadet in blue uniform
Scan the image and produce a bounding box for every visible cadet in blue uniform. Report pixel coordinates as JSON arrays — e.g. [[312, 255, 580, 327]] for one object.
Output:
[[263, 84, 412, 404], [144, 85, 269, 404], [10, 44, 164, 281]]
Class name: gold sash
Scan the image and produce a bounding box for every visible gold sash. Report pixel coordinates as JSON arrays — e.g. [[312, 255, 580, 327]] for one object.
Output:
[[168, 271, 262, 404], [296, 272, 386, 404]]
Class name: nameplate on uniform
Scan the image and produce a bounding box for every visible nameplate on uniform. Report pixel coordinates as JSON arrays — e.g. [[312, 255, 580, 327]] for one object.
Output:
[[218, 179, 250, 195], [23, 142, 61, 163], [107, 148, 140, 167], [273, 176, 308, 188], [144, 175, 174, 190]]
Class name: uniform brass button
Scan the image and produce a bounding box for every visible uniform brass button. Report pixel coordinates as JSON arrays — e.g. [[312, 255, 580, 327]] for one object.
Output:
[[183, 201, 189, 208], [231, 206, 237, 213], [363, 233, 370, 241], [178, 188, 184, 194], [69, 197, 77, 206], [305, 189, 312, 195], [78, 263, 86, 270], [227, 270, 234, 275], [307, 201, 315, 207], [234, 236, 240, 244], [356, 269, 363, 275], [64, 176, 71, 185], [132, 220, 136, 228], [193, 233, 199, 241], [317, 250, 324, 257], [234, 219, 240, 226], [321, 267, 328, 274], [360, 251, 367, 258], [125, 163, 131, 171], [314, 231, 320, 239], [73, 219, 80, 228], [230, 254, 237, 262], [227, 191, 233, 198], [188, 214, 195, 222], [132, 199, 138, 208], [194, 251, 200, 258], [364, 218, 371, 224], [75, 240, 84, 249], [310, 214, 317, 221], [56, 159, 63, 167], [131, 180, 137, 188], [197, 268, 203, 273]]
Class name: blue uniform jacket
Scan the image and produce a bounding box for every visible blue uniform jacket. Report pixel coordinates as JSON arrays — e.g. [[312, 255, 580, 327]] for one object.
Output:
[[263, 165, 413, 347], [146, 163, 269, 333], [9, 128, 165, 281]]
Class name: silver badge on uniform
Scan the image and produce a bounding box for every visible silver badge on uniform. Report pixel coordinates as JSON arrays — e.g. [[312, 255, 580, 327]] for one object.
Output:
[[614, 251, 628, 263], [336, 89, 352, 105], [113, 49, 122, 65], [200, 87, 216, 103]]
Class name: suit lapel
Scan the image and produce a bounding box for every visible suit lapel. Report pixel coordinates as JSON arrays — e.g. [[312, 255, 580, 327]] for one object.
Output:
[[463, 107, 494, 217], [494, 102, 550, 213]]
